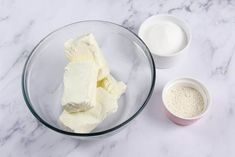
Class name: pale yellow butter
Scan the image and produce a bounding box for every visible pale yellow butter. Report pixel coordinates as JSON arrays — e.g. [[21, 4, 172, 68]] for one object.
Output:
[[61, 61, 98, 112], [64, 33, 109, 81], [98, 75, 127, 99], [59, 87, 118, 133], [60, 34, 127, 133]]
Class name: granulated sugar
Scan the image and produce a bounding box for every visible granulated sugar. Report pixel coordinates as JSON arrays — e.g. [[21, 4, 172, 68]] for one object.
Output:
[[165, 85, 204, 118]]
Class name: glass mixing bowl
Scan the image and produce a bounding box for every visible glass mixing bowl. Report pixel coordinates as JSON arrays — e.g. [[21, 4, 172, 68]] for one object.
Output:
[[22, 21, 156, 139]]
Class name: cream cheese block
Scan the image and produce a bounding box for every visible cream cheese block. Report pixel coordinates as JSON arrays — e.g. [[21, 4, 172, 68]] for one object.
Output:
[[61, 61, 98, 112], [59, 87, 118, 133], [64, 33, 109, 81]]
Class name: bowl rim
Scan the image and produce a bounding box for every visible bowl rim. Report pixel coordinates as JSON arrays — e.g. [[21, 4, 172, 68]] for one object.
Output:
[[21, 20, 156, 137]]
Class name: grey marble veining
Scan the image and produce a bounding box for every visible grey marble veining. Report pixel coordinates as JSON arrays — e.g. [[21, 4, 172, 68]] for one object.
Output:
[[0, 0, 235, 156]]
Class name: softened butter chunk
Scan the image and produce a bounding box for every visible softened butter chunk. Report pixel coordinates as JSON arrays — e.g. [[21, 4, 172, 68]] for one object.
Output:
[[61, 61, 98, 112], [64, 39, 94, 62], [59, 87, 118, 133], [59, 109, 102, 133], [96, 87, 118, 119], [97, 75, 127, 99], [64, 33, 109, 80]]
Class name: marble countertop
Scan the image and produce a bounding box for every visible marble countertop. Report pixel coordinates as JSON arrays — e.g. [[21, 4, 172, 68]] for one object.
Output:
[[1, 0, 235, 156]]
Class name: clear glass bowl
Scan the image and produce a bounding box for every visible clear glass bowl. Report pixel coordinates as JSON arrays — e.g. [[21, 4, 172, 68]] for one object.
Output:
[[22, 21, 156, 139]]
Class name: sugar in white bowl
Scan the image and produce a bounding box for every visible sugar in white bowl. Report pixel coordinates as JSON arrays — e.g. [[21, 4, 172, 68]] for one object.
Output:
[[142, 20, 187, 55], [139, 15, 191, 69]]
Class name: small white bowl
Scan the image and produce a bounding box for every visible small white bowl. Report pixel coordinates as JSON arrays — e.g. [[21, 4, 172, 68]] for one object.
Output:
[[138, 14, 191, 69], [162, 78, 211, 125]]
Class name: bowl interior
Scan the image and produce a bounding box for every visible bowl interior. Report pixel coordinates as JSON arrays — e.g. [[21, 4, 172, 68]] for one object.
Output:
[[23, 21, 155, 135]]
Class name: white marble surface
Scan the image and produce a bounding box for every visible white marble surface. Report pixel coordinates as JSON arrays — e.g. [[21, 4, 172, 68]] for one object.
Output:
[[0, 0, 235, 156]]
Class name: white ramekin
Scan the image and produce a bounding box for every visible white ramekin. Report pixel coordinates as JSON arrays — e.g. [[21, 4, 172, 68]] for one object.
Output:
[[138, 14, 191, 69], [162, 78, 211, 126]]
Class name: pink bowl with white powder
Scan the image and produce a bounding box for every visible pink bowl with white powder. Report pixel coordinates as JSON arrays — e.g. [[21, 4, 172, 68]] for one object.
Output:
[[162, 78, 211, 126]]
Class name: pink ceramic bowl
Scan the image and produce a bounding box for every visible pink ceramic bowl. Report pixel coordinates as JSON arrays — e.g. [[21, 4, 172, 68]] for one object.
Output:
[[162, 78, 211, 126]]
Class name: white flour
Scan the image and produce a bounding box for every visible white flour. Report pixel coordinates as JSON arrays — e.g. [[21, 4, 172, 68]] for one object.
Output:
[[165, 85, 204, 118]]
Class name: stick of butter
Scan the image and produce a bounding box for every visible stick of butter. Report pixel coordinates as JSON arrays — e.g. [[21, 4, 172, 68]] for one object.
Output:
[[61, 61, 98, 112], [64, 33, 109, 81]]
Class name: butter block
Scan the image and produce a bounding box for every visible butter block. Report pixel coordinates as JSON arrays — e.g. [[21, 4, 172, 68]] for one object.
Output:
[[59, 109, 102, 133], [61, 61, 98, 112], [59, 87, 118, 133], [96, 87, 118, 119], [97, 75, 127, 99], [64, 38, 94, 62], [64, 33, 109, 80]]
